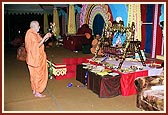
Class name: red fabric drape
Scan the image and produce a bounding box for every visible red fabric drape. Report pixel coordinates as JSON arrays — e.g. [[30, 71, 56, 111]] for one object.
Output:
[[140, 4, 147, 50], [155, 4, 162, 56], [119, 70, 148, 96]]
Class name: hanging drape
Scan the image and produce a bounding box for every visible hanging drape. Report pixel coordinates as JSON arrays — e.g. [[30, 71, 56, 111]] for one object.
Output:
[[43, 12, 49, 34], [68, 4, 76, 34], [76, 13, 80, 31], [140, 4, 147, 51], [151, 4, 162, 58], [53, 7, 60, 37], [127, 4, 141, 41], [141, 4, 162, 58], [62, 16, 66, 35], [59, 9, 67, 35]]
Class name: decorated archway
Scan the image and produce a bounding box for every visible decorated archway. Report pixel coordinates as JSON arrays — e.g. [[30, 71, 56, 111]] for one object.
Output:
[[80, 4, 113, 36]]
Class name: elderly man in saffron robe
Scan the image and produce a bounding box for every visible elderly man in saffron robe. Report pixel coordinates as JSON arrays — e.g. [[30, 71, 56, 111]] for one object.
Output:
[[25, 20, 52, 97]]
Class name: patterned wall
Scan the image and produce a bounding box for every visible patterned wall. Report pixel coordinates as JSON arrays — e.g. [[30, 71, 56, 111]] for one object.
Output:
[[80, 4, 113, 35]]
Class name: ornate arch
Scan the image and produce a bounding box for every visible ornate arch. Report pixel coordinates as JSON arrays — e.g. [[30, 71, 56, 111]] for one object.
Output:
[[80, 4, 113, 33]]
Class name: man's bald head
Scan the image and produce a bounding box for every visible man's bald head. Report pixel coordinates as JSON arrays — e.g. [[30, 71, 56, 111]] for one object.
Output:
[[30, 21, 40, 32]]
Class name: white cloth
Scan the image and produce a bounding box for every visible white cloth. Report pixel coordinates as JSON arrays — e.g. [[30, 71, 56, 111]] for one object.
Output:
[[105, 58, 163, 76]]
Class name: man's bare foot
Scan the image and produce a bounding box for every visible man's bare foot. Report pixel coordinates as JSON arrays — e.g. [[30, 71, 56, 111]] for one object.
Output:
[[32, 90, 36, 95], [34, 92, 46, 97]]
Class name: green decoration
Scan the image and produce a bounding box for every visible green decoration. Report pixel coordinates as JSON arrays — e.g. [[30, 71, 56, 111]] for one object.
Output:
[[48, 60, 53, 79]]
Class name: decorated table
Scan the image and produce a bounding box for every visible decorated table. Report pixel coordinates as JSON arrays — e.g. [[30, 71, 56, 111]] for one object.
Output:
[[87, 70, 121, 98], [105, 58, 162, 96], [76, 57, 163, 97], [76, 64, 121, 98]]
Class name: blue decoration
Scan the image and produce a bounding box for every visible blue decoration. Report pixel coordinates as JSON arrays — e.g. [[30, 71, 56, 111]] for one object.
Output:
[[159, 4, 164, 23], [112, 32, 126, 46], [109, 4, 128, 27], [84, 71, 88, 86], [100, 55, 108, 63], [67, 83, 73, 88]]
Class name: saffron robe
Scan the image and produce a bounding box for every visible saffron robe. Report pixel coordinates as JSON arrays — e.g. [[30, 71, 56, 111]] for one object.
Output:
[[25, 28, 48, 93]]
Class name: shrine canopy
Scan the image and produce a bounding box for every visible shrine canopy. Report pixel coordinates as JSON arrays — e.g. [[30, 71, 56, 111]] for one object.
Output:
[[4, 4, 46, 15], [4, 4, 68, 15]]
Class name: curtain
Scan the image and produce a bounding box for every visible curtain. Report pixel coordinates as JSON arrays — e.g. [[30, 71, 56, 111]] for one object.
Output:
[[140, 4, 147, 50], [140, 4, 162, 58]]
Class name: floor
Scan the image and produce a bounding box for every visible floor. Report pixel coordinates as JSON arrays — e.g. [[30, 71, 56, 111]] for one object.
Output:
[[3, 46, 150, 113]]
